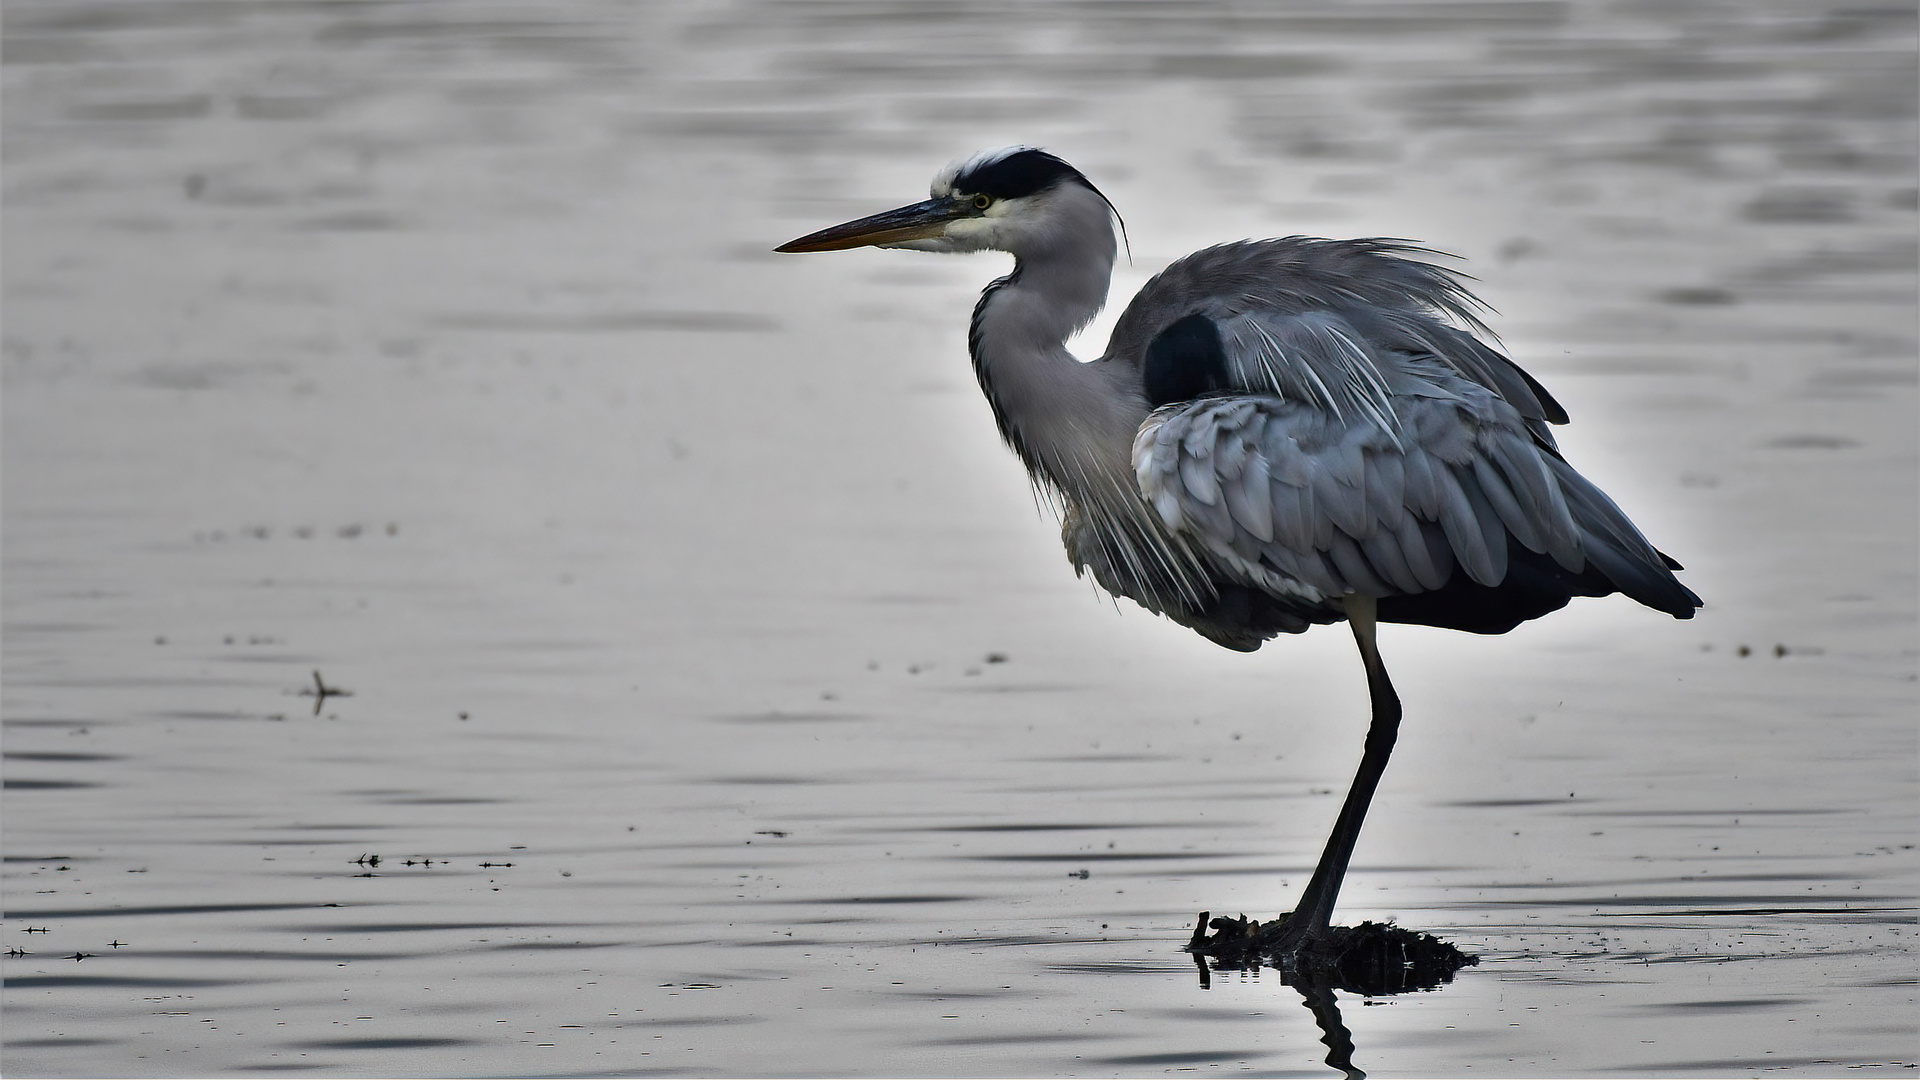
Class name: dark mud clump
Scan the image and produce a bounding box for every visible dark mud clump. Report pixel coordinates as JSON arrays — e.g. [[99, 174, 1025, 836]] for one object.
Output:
[[1188, 910, 1475, 995]]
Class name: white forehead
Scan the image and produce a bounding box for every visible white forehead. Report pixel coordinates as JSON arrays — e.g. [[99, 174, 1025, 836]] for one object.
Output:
[[929, 145, 1037, 198]]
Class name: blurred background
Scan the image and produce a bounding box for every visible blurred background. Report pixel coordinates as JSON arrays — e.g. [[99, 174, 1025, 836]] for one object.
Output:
[[5, 2, 1915, 1076]]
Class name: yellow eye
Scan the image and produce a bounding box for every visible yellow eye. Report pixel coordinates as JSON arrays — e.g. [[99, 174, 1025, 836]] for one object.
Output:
[[972, 193, 992, 210]]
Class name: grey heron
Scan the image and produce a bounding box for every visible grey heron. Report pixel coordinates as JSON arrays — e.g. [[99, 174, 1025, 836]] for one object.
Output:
[[777, 147, 1700, 953]]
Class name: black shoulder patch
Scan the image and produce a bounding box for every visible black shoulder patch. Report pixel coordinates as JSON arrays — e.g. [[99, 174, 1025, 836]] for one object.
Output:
[[1143, 313, 1231, 407], [954, 148, 1090, 200]]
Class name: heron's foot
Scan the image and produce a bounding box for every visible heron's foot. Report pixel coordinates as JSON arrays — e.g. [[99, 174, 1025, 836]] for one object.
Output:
[[1187, 910, 1475, 994], [1186, 910, 1334, 968]]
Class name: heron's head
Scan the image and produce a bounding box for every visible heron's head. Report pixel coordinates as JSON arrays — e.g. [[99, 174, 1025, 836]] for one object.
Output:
[[776, 146, 1122, 260]]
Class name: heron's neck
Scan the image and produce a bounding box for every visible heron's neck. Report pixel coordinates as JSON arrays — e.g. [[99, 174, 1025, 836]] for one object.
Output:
[[969, 246, 1140, 499]]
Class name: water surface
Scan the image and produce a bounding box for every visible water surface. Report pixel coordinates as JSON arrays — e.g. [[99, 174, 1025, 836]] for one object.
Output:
[[5, 2, 1915, 1076]]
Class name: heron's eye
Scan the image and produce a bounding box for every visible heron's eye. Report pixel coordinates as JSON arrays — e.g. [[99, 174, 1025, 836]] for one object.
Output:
[[971, 193, 992, 211]]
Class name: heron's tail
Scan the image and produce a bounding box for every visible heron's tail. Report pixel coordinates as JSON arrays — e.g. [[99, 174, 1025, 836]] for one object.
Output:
[[1547, 457, 1702, 619]]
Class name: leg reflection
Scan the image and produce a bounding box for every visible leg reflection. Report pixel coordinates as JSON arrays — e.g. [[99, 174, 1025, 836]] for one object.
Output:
[[1295, 981, 1364, 1080]]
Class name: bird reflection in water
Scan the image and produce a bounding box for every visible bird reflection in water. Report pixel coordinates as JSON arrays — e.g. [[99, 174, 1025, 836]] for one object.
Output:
[[1189, 910, 1475, 1079]]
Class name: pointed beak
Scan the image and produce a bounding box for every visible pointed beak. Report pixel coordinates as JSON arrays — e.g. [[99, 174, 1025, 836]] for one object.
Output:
[[775, 197, 966, 253]]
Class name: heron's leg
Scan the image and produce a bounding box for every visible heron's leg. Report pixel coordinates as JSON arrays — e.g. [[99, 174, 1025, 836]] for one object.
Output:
[[1281, 594, 1402, 941]]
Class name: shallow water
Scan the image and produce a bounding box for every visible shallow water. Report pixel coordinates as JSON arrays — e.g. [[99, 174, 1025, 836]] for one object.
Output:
[[4, 2, 1916, 1076]]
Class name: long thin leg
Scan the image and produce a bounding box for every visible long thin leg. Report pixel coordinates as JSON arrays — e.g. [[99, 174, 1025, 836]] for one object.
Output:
[[1280, 594, 1403, 941]]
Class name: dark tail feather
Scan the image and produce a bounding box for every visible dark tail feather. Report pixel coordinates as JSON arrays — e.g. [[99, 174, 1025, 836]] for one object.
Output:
[[1547, 458, 1702, 619]]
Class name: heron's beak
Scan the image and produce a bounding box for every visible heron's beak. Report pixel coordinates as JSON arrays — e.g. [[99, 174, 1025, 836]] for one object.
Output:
[[775, 198, 966, 253]]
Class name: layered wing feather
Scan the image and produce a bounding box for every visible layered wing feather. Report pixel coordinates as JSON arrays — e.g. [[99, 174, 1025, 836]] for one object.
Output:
[[1132, 339, 1698, 631], [1105, 236, 1697, 639]]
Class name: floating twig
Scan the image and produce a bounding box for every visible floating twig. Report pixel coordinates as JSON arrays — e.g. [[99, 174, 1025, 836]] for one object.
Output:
[[298, 670, 353, 716]]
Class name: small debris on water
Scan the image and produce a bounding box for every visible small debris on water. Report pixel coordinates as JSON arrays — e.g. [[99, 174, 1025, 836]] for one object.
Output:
[[297, 670, 352, 715], [985, 652, 1008, 663], [1657, 286, 1737, 306]]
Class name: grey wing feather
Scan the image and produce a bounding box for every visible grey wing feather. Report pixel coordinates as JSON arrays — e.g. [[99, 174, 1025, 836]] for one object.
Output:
[[1105, 237, 1570, 431], [1471, 455, 1538, 554], [1220, 420, 1275, 543], [1431, 457, 1499, 586], [1134, 374, 1606, 608], [1391, 507, 1450, 590]]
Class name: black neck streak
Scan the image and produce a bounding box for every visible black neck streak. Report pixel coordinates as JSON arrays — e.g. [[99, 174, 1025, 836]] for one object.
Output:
[[968, 267, 1036, 469]]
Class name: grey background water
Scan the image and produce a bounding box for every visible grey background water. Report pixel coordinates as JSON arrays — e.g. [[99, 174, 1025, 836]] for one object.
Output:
[[4, 2, 1915, 1076]]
